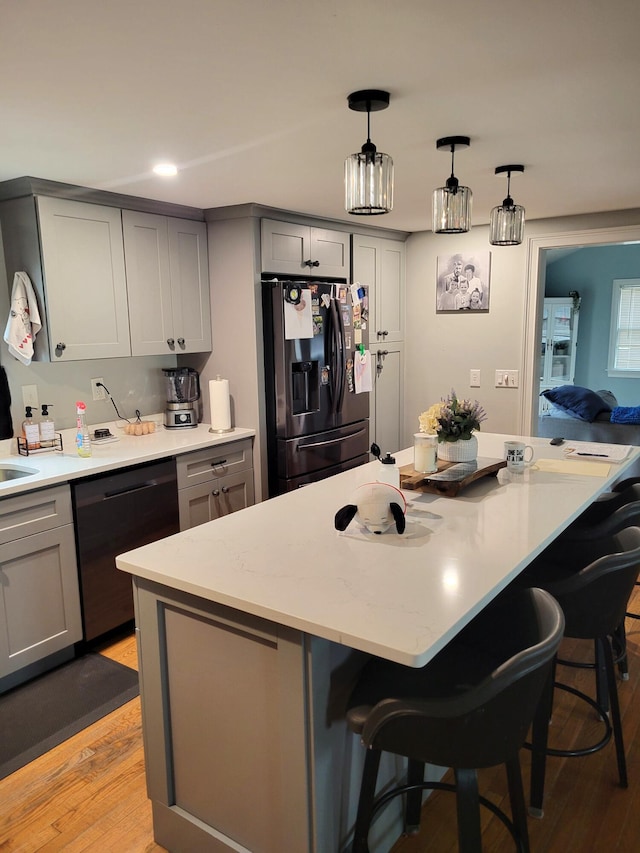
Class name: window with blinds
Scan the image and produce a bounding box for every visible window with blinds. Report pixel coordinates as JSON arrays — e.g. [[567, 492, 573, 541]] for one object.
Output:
[[608, 279, 640, 376]]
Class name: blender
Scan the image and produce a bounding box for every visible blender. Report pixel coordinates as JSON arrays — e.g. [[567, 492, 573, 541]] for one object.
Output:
[[163, 367, 200, 429]]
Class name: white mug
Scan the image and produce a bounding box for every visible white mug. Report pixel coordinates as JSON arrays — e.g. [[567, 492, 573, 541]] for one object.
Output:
[[504, 440, 534, 472]]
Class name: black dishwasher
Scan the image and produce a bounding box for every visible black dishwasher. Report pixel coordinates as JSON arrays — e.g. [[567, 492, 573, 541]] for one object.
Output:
[[72, 458, 179, 642]]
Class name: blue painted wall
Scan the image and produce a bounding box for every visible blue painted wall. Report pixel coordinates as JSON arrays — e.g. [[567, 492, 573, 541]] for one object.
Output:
[[545, 244, 640, 406]]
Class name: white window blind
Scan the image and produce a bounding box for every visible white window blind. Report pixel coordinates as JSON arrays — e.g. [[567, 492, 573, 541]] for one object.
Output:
[[608, 279, 640, 376]]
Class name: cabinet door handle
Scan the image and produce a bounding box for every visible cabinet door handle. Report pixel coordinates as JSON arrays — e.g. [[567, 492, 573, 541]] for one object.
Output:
[[177, 337, 185, 347], [167, 338, 175, 347], [377, 330, 388, 338], [221, 486, 229, 494], [212, 489, 220, 497], [56, 342, 66, 354], [304, 259, 320, 268], [210, 459, 227, 467]]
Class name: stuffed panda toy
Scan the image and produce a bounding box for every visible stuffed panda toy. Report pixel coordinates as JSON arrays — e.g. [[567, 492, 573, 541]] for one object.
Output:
[[334, 482, 406, 535]]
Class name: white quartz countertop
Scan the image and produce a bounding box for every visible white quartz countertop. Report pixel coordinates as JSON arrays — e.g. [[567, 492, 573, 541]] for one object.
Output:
[[0, 421, 255, 497], [116, 432, 639, 668]]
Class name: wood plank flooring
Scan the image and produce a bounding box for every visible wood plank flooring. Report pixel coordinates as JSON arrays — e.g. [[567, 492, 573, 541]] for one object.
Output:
[[1, 592, 640, 852]]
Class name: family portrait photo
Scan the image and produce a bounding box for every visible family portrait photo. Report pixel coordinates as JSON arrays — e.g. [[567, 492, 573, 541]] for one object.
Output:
[[436, 252, 491, 313]]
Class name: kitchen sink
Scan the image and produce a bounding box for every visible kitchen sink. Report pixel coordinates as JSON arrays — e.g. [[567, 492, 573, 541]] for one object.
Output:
[[0, 465, 38, 482]]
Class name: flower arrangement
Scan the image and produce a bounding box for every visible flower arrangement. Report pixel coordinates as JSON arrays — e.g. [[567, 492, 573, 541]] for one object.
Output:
[[419, 390, 487, 443]]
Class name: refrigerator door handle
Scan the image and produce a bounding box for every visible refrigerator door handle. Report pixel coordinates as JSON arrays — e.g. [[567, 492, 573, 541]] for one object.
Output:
[[330, 297, 346, 413], [296, 427, 367, 450]]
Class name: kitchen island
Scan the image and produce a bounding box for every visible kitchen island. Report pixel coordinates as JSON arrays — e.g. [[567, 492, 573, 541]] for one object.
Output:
[[116, 432, 639, 853]]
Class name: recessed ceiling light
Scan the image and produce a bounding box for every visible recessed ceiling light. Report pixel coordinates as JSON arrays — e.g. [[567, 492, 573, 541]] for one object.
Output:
[[153, 163, 178, 177]]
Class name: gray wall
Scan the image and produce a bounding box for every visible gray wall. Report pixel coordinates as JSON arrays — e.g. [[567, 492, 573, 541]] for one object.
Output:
[[545, 243, 640, 406]]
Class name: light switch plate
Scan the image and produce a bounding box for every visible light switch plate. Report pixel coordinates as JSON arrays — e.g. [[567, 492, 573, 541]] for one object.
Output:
[[495, 370, 519, 388], [469, 369, 481, 387]]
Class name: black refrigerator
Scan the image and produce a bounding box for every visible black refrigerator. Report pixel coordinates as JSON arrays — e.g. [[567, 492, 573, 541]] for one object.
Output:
[[262, 279, 370, 495]]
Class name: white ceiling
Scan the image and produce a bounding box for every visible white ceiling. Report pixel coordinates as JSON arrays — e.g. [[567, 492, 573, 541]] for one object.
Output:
[[3, 0, 639, 234]]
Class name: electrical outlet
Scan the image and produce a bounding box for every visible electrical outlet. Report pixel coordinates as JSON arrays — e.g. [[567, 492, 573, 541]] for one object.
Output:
[[495, 370, 520, 388], [91, 377, 106, 401], [22, 384, 39, 409], [469, 369, 481, 387]]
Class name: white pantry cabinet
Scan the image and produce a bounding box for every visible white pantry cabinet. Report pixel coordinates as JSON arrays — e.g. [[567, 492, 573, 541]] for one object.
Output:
[[123, 210, 211, 355], [352, 234, 406, 454], [37, 196, 131, 360], [261, 219, 350, 278]]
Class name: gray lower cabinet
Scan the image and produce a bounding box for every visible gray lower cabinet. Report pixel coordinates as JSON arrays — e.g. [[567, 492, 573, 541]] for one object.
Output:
[[0, 484, 82, 691], [176, 438, 254, 530]]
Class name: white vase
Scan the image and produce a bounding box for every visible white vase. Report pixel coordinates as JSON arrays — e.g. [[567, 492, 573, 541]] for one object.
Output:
[[437, 434, 478, 463]]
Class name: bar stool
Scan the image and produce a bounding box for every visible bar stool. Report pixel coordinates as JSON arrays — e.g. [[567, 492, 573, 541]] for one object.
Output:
[[523, 526, 640, 817], [345, 587, 564, 853], [547, 494, 640, 679]]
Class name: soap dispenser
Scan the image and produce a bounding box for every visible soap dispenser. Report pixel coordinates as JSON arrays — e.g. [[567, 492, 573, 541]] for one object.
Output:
[[22, 406, 40, 450], [39, 404, 55, 447]]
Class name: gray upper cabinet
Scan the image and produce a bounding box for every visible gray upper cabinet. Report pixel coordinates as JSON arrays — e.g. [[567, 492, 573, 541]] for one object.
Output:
[[261, 219, 350, 278], [0, 179, 212, 361], [37, 196, 132, 360], [123, 210, 211, 355]]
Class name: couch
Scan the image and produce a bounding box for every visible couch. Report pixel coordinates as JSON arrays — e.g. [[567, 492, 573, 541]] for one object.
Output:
[[537, 411, 640, 446]]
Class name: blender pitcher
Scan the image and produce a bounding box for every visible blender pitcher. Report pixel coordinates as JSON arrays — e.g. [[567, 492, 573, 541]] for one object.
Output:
[[163, 367, 201, 429]]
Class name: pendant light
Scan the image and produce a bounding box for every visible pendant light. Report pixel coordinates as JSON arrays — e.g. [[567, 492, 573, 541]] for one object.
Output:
[[432, 136, 472, 233], [345, 90, 393, 215], [490, 165, 525, 246]]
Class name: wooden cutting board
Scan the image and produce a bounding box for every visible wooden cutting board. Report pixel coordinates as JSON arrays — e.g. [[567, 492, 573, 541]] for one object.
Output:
[[400, 456, 507, 497]]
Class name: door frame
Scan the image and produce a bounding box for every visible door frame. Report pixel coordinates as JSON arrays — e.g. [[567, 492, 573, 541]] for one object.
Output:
[[520, 224, 640, 435]]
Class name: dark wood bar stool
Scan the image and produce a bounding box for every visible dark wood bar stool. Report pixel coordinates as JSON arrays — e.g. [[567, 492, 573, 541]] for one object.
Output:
[[345, 587, 564, 853], [522, 526, 640, 817]]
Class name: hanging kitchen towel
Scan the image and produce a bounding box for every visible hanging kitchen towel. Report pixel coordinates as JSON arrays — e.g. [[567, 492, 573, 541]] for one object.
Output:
[[3, 271, 42, 365], [0, 366, 13, 439]]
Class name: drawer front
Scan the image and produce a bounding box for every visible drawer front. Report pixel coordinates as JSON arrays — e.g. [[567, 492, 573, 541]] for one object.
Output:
[[176, 438, 253, 489], [0, 484, 73, 545]]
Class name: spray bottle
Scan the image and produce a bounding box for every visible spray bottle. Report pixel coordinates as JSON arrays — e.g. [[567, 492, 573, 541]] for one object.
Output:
[[76, 401, 92, 457]]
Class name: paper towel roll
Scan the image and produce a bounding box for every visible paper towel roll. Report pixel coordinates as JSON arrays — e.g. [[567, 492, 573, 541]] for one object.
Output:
[[209, 376, 232, 432]]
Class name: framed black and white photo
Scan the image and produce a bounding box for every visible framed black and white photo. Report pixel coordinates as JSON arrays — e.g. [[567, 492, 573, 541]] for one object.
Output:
[[436, 252, 491, 313]]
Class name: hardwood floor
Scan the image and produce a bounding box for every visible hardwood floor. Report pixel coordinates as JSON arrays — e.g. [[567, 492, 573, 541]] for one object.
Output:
[[1, 592, 640, 852], [0, 633, 165, 853]]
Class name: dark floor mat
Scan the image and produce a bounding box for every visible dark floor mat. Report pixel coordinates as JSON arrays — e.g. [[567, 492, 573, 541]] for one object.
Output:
[[0, 653, 139, 780]]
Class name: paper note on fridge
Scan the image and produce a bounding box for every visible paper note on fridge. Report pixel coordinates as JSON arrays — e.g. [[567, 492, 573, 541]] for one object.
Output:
[[284, 292, 313, 339], [354, 349, 372, 393]]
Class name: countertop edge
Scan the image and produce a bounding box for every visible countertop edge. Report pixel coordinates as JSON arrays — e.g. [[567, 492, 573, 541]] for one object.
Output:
[[0, 423, 256, 498]]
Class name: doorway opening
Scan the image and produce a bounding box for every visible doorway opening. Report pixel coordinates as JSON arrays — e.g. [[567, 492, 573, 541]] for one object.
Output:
[[520, 224, 640, 436]]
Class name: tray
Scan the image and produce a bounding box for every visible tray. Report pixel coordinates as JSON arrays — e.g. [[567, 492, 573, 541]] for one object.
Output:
[[400, 456, 507, 497]]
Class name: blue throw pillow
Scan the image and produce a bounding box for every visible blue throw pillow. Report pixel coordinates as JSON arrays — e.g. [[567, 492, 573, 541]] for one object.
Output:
[[540, 385, 612, 422]]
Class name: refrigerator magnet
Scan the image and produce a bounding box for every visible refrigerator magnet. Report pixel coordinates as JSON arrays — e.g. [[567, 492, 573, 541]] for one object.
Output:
[[346, 358, 354, 392]]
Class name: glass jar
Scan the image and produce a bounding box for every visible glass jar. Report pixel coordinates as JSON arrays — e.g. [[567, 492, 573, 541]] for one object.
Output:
[[413, 433, 438, 474]]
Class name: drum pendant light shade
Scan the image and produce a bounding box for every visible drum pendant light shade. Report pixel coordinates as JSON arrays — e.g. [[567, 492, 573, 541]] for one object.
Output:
[[432, 136, 472, 233], [490, 165, 525, 246], [345, 90, 393, 215]]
